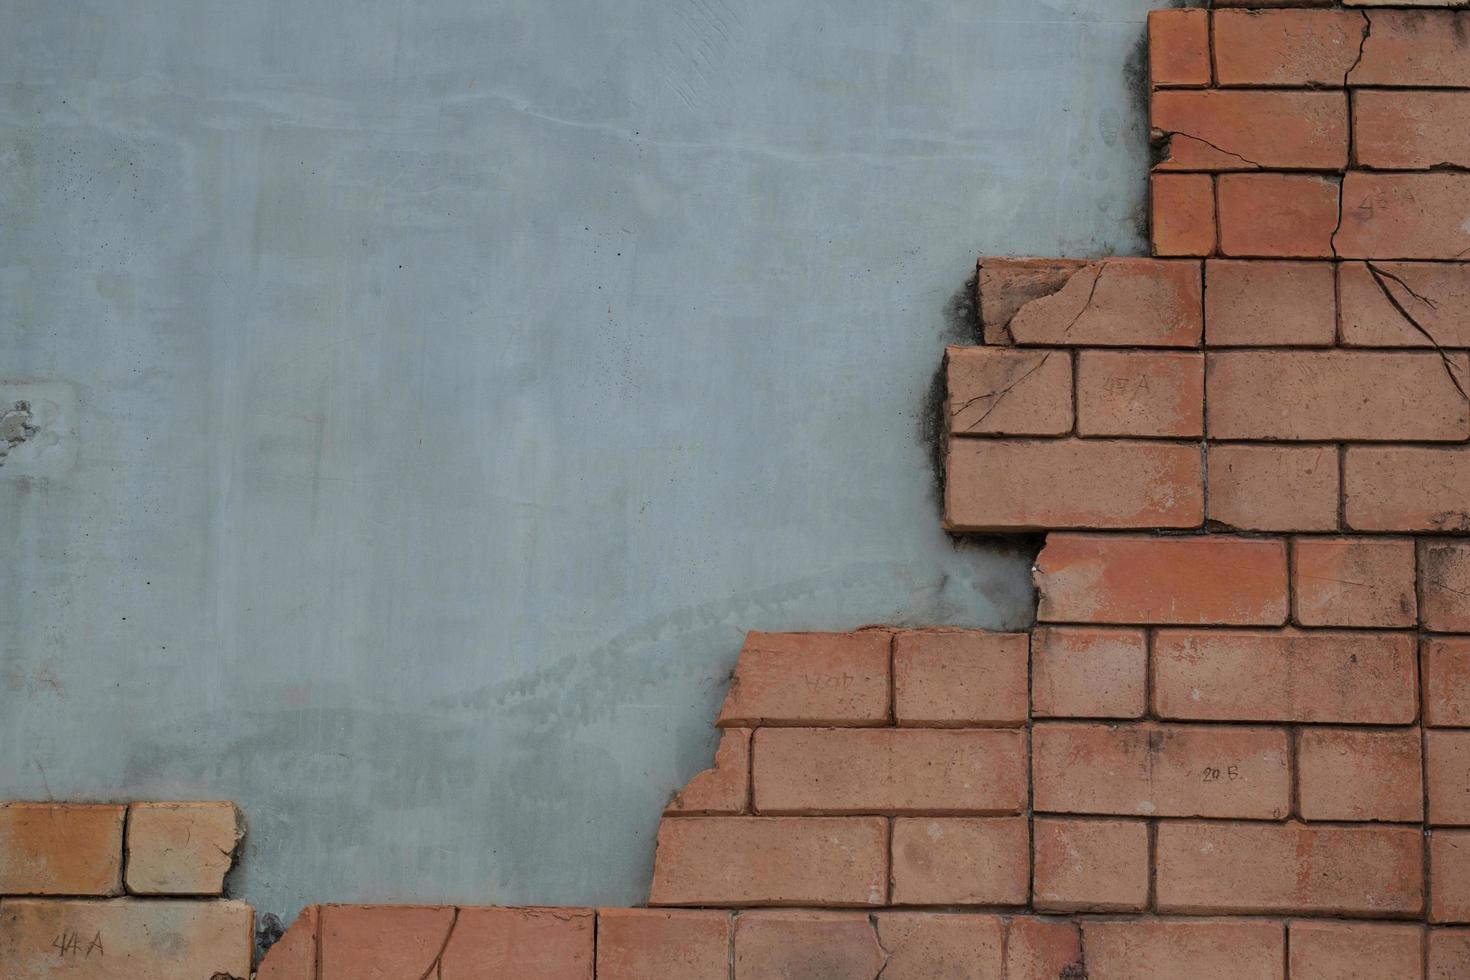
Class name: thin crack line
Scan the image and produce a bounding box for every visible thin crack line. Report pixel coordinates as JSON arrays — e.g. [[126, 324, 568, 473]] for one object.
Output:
[[1156, 129, 1265, 170], [1062, 261, 1108, 340], [950, 352, 1057, 430], [1366, 261, 1468, 402], [417, 908, 461, 980]]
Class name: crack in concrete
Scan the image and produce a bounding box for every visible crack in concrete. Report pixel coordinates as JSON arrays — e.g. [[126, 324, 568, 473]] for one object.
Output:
[[1365, 261, 1469, 402]]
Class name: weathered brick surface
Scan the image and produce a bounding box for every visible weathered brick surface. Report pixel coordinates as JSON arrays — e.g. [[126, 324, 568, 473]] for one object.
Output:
[[717, 630, 890, 728], [1345, 447, 1470, 533], [1152, 89, 1347, 171], [0, 803, 124, 897], [125, 801, 242, 896], [1082, 919, 1286, 980], [319, 904, 456, 979], [1431, 929, 1470, 980], [1432, 831, 1470, 923], [441, 907, 596, 979], [732, 912, 883, 980], [1002, 259, 1203, 348], [945, 346, 1071, 436], [1213, 9, 1367, 87], [1206, 444, 1339, 532], [256, 904, 318, 980], [889, 817, 1029, 906], [1150, 173, 1215, 257], [597, 909, 729, 980], [1031, 817, 1148, 912], [1292, 537, 1416, 629], [1289, 921, 1424, 980], [1424, 636, 1470, 727], [892, 629, 1027, 727], [1353, 10, 1470, 87], [1075, 350, 1202, 438], [1204, 259, 1336, 347], [1428, 730, 1470, 827], [1148, 9, 1210, 87], [1217, 173, 1340, 258], [1340, 261, 1470, 348], [1006, 918, 1083, 980], [1298, 727, 1424, 823], [977, 257, 1087, 345], [667, 728, 750, 815], [1420, 540, 1470, 633], [1337, 173, 1470, 261], [1356, 90, 1470, 170], [1030, 626, 1147, 719], [874, 913, 1004, 980]]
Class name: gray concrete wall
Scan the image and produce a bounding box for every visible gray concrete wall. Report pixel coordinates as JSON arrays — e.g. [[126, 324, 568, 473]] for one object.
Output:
[[0, 0, 1176, 922]]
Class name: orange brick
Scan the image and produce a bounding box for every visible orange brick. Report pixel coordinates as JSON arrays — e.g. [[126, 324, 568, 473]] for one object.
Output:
[[1431, 929, 1470, 980], [1353, 10, 1470, 88], [1153, 629, 1417, 723], [1298, 727, 1424, 823], [1337, 173, 1470, 261], [1214, 9, 1368, 86], [944, 439, 1203, 533], [1432, 831, 1470, 923], [1207, 444, 1339, 532], [1030, 626, 1147, 719], [1152, 89, 1347, 171], [1424, 636, 1470, 727], [1420, 540, 1470, 633], [1356, 91, 1470, 170], [752, 728, 1027, 815], [1003, 258, 1203, 347], [1035, 534, 1288, 626], [125, 801, 242, 896], [889, 817, 1029, 906], [1151, 173, 1215, 257], [1148, 9, 1210, 87], [648, 816, 887, 907], [978, 257, 1088, 345], [597, 909, 729, 980], [256, 905, 318, 980], [1032, 721, 1290, 819], [1340, 261, 1470, 349], [1205, 259, 1336, 347], [1006, 918, 1083, 980], [1032, 817, 1149, 912], [717, 630, 890, 728], [1076, 350, 1203, 438], [1218, 173, 1340, 258], [1292, 537, 1416, 628], [1346, 447, 1470, 533], [667, 728, 749, 816], [1289, 921, 1424, 980], [441, 907, 595, 979], [1156, 821, 1423, 916], [873, 913, 1004, 980], [945, 346, 1071, 436], [1083, 919, 1286, 980], [319, 905, 456, 980], [0, 802, 124, 896], [892, 629, 1028, 726], [1429, 731, 1470, 827], [732, 912, 883, 980], [1208, 350, 1470, 441]]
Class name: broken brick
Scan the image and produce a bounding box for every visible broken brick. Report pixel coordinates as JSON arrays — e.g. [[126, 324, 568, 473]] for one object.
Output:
[[945, 346, 1071, 436], [1152, 89, 1347, 171], [1001, 258, 1203, 348], [125, 801, 242, 896], [666, 728, 750, 815]]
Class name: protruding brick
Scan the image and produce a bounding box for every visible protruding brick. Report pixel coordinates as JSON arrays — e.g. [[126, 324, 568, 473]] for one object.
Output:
[[0, 802, 124, 896], [648, 816, 887, 907], [1353, 10, 1470, 87], [441, 907, 595, 979], [1292, 537, 1416, 628], [889, 817, 1029, 906], [256, 905, 319, 980], [1205, 259, 1336, 347], [125, 801, 242, 896], [944, 439, 1203, 533], [1424, 636, 1470, 727], [667, 728, 750, 815], [1208, 350, 1469, 441], [1289, 921, 1424, 980], [1006, 917, 1084, 980], [945, 346, 1071, 436], [1420, 540, 1470, 633], [873, 913, 1004, 980], [1153, 629, 1417, 723], [1432, 831, 1470, 923], [1341, 261, 1470, 348], [1337, 173, 1470, 261], [1148, 9, 1210, 87], [752, 728, 1027, 815], [978, 257, 1087, 345], [892, 629, 1028, 727], [1218, 173, 1340, 258], [1002, 258, 1203, 347], [597, 909, 729, 980], [1032, 722, 1290, 819], [1356, 91, 1470, 170], [1156, 821, 1423, 916], [1030, 626, 1147, 719], [1032, 817, 1148, 912], [1207, 444, 1339, 532], [1214, 9, 1368, 86], [717, 630, 890, 728], [733, 912, 883, 980], [1035, 534, 1288, 626], [1298, 727, 1424, 823], [1429, 730, 1470, 827], [319, 905, 456, 979], [1075, 350, 1203, 438], [1152, 89, 1347, 171], [1431, 929, 1470, 980], [1346, 447, 1470, 533], [1083, 919, 1286, 980], [1151, 173, 1215, 257]]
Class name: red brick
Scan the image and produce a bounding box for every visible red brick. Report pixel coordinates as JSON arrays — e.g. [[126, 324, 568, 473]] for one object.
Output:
[[648, 816, 887, 907], [1075, 350, 1203, 438], [1424, 636, 1470, 727], [1337, 173, 1470, 261], [256, 905, 318, 980], [1429, 730, 1470, 827], [1030, 626, 1147, 719], [732, 912, 883, 980], [1153, 629, 1417, 723], [752, 727, 1027, 815], [1432, 831, 1470, 923], [1082, 919, 1286, 980], [1340, 261, 1470, 349], [1431, 929, 1470, 980], [1006, 918, 1083, 980], [1032, 721, 1290, 819], [667, 728, 749, 815], [873, 913, 1004, 980], [1298, 727, 1424, 823], [892, 629, 1028, 726], [1345, 447, 1470, 533], [1152, 89, 1347, 171], [978, 257, 1088, 345], [1207, 350, 1469, 441], [1035, 534, 1288, 626], [1420, 540, 1470, 633], [1356, 90, 1470, 170], [1214, 9, 1368, 86], [1031, 817, 1149, 912], [889, 817, 1029, 906], [441, 907, 595, 979], [946, 346, 1071, 436], [596, 909, 728, 980], [1151, 173, 1216, 257], [0, 802, 124, 896], [1218, 173, 1340, 258], [1207, 444, 1339, 532], [1156, 821, 1423, 916], [717, 630, 890, 728], [1149, 9, 1210, 87], [125, 801, 242, 896], [1289, 921, 1424, 980], [1292, 537, 1416, 628], [1353, 10, 1470, 88], [318, 905, 455, 980], [1002, 258, 1203, 347], [1205, 259, 1336, 347], [944, 439, 1203, 533]]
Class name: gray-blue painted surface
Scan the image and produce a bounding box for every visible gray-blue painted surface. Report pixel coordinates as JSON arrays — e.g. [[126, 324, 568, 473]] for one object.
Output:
[[1, 0, 1175, 921]]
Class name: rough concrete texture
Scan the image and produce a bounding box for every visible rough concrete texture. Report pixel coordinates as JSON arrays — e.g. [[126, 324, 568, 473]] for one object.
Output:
[[0, 0, 1168, 921]]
